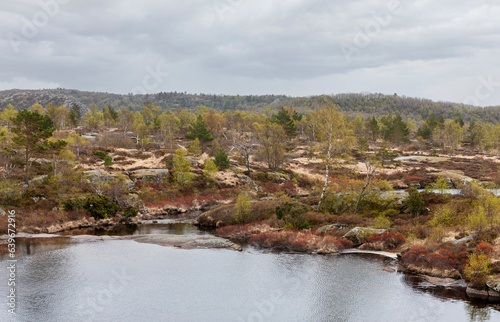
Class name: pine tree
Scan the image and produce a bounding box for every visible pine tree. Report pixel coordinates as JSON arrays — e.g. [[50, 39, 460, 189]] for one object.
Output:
[[214, 148, 230, 170], [11, 110, 55, 185], [186, 115, 213, 143]]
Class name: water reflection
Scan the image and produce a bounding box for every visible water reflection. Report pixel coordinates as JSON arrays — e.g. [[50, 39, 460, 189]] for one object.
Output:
[[59, 222, 205, 237]]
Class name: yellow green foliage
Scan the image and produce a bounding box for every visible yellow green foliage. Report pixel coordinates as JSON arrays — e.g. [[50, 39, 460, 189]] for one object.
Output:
[[465, 252, 491, 288], [234, 193, 252, 223]]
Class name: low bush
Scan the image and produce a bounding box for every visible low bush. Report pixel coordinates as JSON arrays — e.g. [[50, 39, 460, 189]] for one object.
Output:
[[122, 206, 138, 218], [369, 232, 405, 249], [401, 244, 469, 273], [64, 196, 119, 219], [83, 196, 118, 219]]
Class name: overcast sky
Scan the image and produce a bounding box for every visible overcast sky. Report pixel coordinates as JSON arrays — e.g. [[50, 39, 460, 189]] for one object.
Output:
[[1, 0, 500, 106]]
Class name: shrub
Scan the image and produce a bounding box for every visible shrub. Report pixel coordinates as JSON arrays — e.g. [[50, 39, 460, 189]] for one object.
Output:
[[275, 201, 310, 228], [475, 242, 494, 257], [82, 196, 119, 219], [94, 150, 106, 158], [401, 244, 469, 273], [369, 232, 405, 248], [104, 155, 113, 166], [173, 148, 192, 186], [122, 206, 138, 218], [203, 159, 218, 180], [63, 199, 83, 212], [406, 187, 426, 219], [465, 252, 492, 288], [371, 215, 391, 229], [234, 193, 252, 223], [214, 148, 230, 170]]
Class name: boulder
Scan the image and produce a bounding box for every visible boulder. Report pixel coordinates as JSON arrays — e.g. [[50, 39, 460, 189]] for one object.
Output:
[[84, 170, 134, 190], [342, 227, 385, 245], [317, 224, 350, 234], [126, 194, 148, 214], [451, 233, 478, 245], [0, 208, 5, 216], [237, 174, 259, 191], [129, 169, 170, 183], [486, 275, 500, 293], [466, 287, 489, 300], [267, 172, 290, 183]]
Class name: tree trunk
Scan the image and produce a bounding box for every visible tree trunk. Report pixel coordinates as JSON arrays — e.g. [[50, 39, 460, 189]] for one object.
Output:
[[354, 161, 373, 214], [24, 145, 29, 186], [317, 142, 332, 212]]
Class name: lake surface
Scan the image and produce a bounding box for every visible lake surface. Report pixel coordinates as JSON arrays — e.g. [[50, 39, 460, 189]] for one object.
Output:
[[2, 223, 500, 322]]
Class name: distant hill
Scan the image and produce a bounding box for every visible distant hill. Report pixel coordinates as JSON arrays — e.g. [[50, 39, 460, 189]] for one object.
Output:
[[1, 88, 499, 123]]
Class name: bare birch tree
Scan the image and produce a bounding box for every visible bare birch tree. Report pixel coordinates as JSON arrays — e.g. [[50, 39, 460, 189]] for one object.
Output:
[[313, 101, 353, 212]]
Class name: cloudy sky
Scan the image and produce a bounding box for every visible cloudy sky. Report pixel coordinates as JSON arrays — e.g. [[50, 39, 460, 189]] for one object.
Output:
[[1, 0, 500, 106]]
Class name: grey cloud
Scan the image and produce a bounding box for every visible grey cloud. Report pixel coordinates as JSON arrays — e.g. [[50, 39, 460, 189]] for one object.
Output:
[[0, 0, 499, 105]]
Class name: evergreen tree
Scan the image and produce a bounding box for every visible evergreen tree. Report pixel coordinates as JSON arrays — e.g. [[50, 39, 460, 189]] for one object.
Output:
[[214, 148, 230, 170], [69, 103, 81, 127], [270, 107, 301, 137], [367, 117, 379, 140], [186, 115, 213, 143], [11, 110, 55, 185]]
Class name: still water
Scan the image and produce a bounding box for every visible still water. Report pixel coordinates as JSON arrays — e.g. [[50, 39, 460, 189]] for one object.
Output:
[[1, 223, 500, 322]]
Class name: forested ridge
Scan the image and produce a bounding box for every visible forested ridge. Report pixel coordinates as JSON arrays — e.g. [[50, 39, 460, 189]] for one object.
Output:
[[1, 89, 499, 124]]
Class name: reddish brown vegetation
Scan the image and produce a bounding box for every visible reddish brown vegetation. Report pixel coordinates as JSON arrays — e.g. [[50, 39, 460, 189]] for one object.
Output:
[[360, 232, 406, 251], [259, 182, 297, 195], [475, 241, 494, 257], [137, 182, 240, 208], [247, 229, 353, 253], [401, 245, 470, 273]]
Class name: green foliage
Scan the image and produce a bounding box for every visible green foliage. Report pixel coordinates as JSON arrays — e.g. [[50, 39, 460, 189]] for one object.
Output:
[[380, 114, 409, 144], [94, 150, 106, 158], [432, 176, 450, 193], [122, 206, 138, 218], [234, 193, 252, 223], [83, 196, 119, 219], [375, 145, 398, 167], [63, 199, 83, 212], [406, 187, 426, 218], [189, 138, 202, 159], [65, 196, 119, 219], [11, 109, 56, 184], [367, 117, 380, 140], [173, 148, 192, 185], [69, 103, 81, 127], [186, 115, 213, 143], [465, 252, 492, 288], [270, 107, 301, 137], [357, 136, 369, 151], [203, 158, 218, 180], [429, 204, 456, 226], [371, 215, 391, 229], [104, 155, 113, 166], [468, 206, 488, 233], [214, 148, 230, 170], [275, 201, 310, 228]]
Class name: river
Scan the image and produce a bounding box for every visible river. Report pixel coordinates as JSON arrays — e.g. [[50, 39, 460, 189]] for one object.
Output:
[[1, 222, 500, 322]]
